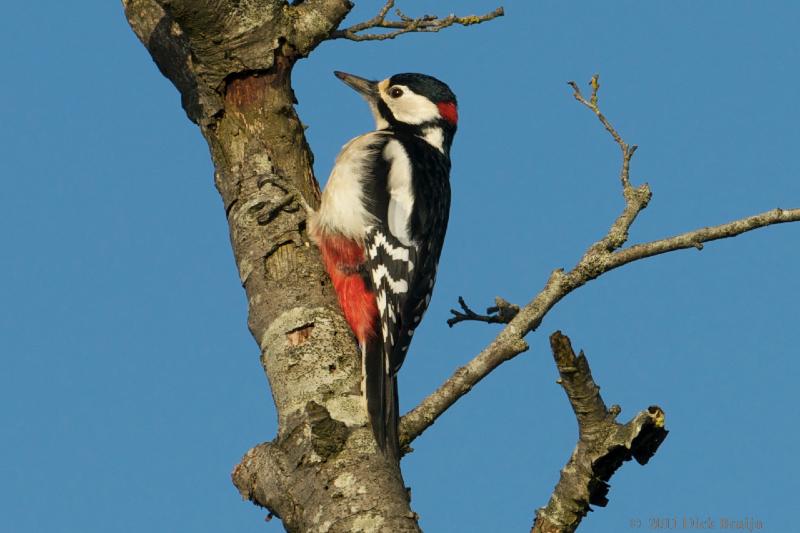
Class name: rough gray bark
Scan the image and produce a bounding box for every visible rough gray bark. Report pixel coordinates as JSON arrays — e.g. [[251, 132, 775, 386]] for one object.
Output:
[[124, 1, 419, 531]]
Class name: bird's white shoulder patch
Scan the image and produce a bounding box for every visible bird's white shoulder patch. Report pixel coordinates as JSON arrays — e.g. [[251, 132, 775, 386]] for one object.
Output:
[[384, 139, 415, 246], [311, 131, 388, 240]]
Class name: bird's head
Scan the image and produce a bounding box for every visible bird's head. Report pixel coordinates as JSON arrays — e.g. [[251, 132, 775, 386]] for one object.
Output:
[[334, 71, 458, 150]]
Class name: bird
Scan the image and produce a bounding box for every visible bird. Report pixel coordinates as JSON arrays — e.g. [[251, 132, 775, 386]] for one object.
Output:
[[309, 71, 457, 457]]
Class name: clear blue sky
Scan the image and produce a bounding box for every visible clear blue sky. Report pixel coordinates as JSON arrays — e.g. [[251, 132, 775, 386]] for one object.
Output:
[[2, 2, 798, 532]]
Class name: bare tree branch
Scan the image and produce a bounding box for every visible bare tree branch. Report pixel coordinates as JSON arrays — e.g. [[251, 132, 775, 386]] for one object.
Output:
[[331, 1, 504, 41], [604, 207, 800, 268], [399, 75, 800, 448], [531, 332, 668, 533], [447, 296, 519, 327], [569, 75, 648, 252]]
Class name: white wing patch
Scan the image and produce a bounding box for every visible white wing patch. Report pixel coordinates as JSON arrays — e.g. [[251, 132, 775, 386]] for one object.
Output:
[[383, 140, 415, 246]]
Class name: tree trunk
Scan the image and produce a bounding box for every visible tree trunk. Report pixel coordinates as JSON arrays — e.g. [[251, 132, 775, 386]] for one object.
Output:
[[123, 1, 421, 530]]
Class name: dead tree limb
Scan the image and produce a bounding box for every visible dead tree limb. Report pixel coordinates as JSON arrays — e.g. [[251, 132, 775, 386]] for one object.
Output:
[[531, 332, 668, 533]]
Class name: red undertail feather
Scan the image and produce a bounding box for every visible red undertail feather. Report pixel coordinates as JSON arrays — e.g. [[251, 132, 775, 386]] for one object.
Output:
[[318, 234, 378, 344], [437, 101, 458, 125]]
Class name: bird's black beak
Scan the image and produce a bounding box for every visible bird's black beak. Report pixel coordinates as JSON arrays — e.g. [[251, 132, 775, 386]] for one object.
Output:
[[334, 71, 379, 101]]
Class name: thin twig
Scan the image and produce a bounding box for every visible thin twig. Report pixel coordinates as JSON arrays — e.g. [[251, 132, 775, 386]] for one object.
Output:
[[447, 296, 519, 327], [448, 76, 643, 328], [331, 2, 504, 42], [399, 75, 800, 449], [569, 76, 627, 154], [569, 74, 643, 249]]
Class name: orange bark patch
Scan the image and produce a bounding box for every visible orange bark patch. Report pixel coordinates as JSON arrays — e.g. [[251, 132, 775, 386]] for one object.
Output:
[[286, 323, 314, 346], [226, 75, 271, 110]]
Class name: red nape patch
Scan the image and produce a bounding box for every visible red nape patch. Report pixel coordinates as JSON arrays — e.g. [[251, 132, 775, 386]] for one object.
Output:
[[318, 235, 378, 345], [437, 101, 458, 125]]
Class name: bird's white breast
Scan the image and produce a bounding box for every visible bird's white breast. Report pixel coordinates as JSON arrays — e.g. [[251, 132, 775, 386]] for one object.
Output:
[[311, 132, 388, 239]]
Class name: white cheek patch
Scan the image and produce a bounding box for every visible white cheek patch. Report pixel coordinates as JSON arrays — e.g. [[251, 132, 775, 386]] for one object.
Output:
[[384, 85, 441, 125]]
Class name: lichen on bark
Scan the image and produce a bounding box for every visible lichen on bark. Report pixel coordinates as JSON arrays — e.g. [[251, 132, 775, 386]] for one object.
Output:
[[124, 0, 423, 530]]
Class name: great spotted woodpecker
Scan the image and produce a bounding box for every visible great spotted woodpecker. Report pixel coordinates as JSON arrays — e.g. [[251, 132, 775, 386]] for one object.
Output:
[[309, 71, 457, 456]]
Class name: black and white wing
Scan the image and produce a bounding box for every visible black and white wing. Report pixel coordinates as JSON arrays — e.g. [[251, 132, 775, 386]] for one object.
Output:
[[362, 226, 417, 456], [361, 134, 451, 456]]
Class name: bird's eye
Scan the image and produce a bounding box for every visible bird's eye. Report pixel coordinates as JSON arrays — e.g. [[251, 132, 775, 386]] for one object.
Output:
[[389, 87, 403, 98]]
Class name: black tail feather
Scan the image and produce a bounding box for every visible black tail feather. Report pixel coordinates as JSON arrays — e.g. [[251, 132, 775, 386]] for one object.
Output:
[[385, 375, 400, 459], [364, 337, 400, 458], [364, 336, 386, 448]]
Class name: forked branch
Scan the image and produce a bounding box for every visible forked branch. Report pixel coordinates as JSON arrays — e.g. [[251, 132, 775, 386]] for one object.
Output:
[[531, 332, 668, 533], [447, 296, 519, 327], [400, 75, 800, 448], [331, 1, 504, 41]]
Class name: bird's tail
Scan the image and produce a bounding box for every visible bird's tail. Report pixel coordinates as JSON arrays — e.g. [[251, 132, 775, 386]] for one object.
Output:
[[363, 337, 400, 459]]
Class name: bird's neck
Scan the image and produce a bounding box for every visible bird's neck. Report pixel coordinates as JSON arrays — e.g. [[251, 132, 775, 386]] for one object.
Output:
[[388, 122, 455, 156]]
